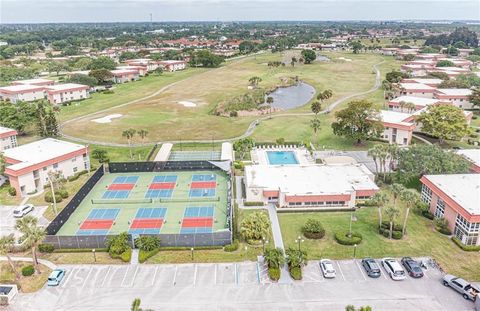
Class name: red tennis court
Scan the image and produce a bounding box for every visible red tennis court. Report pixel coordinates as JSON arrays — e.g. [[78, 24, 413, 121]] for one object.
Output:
[[190, 181, 216, 189], [80, 220, 114, 230], [181, 217, 213, 228], [149, 182, 175, 190], [108, 183, 135, 191], [130, 218, 164, 229]]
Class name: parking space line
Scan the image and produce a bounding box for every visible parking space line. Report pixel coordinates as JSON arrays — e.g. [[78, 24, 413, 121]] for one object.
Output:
[[214, 264, 217, 285], [316, 262, 325, 282], [121, 266, 130, 287], [151, 266, 158, 286], [101, 266, 111, 287], [82, 267, 94, 289], [355, 260, 367, 281], [193, 264, 197, 286], [234, 264, 238, 285], [336, 262, 346, 281], [61, 267, 75, 288], [130, 266, 139, 287], [173, 265, 178, 286], [423, 269, 430, 279]]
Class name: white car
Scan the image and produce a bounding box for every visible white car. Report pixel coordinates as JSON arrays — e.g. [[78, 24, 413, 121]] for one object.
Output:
[[381, 258, 406, 281], [13, 204, 34, 218], [320, 259, 336, 278]]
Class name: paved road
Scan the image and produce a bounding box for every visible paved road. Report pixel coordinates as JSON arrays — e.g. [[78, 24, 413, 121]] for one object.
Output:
[[59, 58, 385, 147], [8, 258, 474, 311]]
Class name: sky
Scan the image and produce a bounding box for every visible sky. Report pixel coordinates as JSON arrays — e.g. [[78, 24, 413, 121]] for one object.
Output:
[[0, 0, 479, 23]]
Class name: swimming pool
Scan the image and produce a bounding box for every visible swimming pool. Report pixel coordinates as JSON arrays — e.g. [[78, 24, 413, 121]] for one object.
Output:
[[267, 151, 299, 165]]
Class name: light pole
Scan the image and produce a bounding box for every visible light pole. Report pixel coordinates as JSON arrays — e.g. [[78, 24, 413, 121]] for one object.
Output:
[[353, 244, 357, 259], [262, 237, 269, 254], [294, 236, 304, 252], [92, 249, 96, 262], [191, 247, 194, 261]]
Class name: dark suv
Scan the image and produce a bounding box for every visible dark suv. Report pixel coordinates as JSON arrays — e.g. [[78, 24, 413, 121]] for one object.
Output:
[[361, 258, 381, 278], [401, 257, 424, 278]]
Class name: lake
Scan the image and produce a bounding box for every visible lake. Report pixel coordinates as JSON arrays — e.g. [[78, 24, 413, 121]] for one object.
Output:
[[264, 82, 316, 110]]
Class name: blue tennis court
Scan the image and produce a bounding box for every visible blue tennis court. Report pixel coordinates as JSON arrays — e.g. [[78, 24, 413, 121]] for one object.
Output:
[[180, 227, 213, 234], [153, 175, 177, 183], [113, 176, 139, 184], [184, 206, 214, 218], [87, 208, 120, 220], [135, 207, 167, 219], [192, 174, 216, 182], [102, 190, 131, 199], [145, 189, 173, 199], [189, 188, 216, 198], [76, 229, 109, 235]]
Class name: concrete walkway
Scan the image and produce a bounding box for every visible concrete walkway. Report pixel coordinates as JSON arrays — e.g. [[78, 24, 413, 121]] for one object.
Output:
[[130, 249, 139, 265], [266, 204, 292, 284], [0, 256, 57, 270]]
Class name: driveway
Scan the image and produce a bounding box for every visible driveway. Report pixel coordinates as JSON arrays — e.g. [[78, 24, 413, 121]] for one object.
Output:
[[8, 258, 475, 311], [0, 205, 49, 241]]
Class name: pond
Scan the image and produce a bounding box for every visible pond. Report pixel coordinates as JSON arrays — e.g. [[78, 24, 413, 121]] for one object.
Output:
[[316, 55, 331, 62], [264, 82, 316, 110]]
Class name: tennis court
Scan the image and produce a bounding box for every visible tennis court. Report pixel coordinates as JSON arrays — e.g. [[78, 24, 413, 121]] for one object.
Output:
[[56, 170, 229, 236]]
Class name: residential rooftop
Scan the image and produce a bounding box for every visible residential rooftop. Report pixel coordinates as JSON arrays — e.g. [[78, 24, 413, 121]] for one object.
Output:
[[46, 83, 89, 91], [435, 88, 472, 96], [399, 83, 435, 90], [11, 78, 54, 85], [389, 96, 445, 106], [456, 149, 480, 168], [0, 84, 45, 92], [379, 110, 413, 125]]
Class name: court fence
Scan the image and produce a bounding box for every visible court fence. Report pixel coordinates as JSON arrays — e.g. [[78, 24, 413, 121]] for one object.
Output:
[[43, 161, 233, 249]]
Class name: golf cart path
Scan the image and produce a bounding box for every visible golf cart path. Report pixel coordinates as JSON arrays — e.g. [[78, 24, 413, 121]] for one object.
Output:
[[59, 58, 385, 147]]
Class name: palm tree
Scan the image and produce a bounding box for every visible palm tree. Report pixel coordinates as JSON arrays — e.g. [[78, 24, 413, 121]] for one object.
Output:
[[311, 101, 322, 116], [248, 76, 262, 88], [15, 216, 46, 274], [367, 145, 381, 175], [263, 247, 285, 269], [389, 183, 405, 208], [405, 102, 416, 113], [310, 118, 321, 142], [290, 57, 297, 67], [386, 144, 399, 171], [400, 189, 420, 236], [398, 101, 406, 112], [322, 89, 333, 101], [372, 192, 389, 228], [0, 235, 20, 279], [384, 205, 400, 239], [122, 128, 136, 159], [138, 129, 149, 145], [266, 96, 274, 115]]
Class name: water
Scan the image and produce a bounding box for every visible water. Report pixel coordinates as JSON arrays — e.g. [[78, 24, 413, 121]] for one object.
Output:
[[316, 55, 331, 62], [267, 151, 299, 165], [264, 82, 316, 110]]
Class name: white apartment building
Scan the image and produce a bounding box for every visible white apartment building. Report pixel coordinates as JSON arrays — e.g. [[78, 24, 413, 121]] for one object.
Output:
[[0, 84, 46, 103], [45, 83, 90, 105], [0, 126, 18, 151], [379, 110, 416, 146]]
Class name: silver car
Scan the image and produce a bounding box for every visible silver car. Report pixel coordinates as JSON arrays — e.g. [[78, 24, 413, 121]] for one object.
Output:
[[320, 259, 336, 278], [13, 204, 34, 218]]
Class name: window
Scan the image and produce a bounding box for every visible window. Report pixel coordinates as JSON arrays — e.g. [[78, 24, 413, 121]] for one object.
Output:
[[43, 167, 47, 171], [434, 199, 445, 218], [454, 214, 480, 246], [53, 163, 58, 169], [421, 184, 432, 204], [72, 158, 76, 162], [73, 167, 78, 173]]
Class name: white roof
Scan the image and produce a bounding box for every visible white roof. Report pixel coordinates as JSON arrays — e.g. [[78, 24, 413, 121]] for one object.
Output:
[[46, 83, 89, 91], [245, 164, 378, 196], [0, 84, 45, 92], [221, 142, 233, 162], [434, 67, 469, 72], [436, 88, 472, 96], [456, 149, 480, 167], [159, 60, 185, 64], [379, 110, 413, 125], [12, 78, 53, 85], [407, 78, 443, 85], [399, 83, 435, 91], [4, 138, 86, 172], [423, 174, 480, 216], [390, 96, 444, 106], [0, 126, 16, 135], [111, 69, 139, 74]]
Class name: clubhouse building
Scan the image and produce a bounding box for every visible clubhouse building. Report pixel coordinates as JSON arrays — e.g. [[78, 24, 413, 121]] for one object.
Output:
[[244, 163, 378, 210], [3, 138, 90, 197], [420, 174, 480, 246]]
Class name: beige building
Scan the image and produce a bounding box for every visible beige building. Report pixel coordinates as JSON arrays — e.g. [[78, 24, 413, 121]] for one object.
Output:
[[0, 84, 46, 103], [379, 110, 415, 146], [0, 126, 18, 151], [46, 83, 90, 105]]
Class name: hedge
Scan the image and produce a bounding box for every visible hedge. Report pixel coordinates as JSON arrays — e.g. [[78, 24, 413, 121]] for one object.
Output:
[[379, 227, 403, 239], [289, 266, 302, 280], [139, 248, 160, 263], [7, 186, 16, 197], [436, 227, 452, 236], [53, 248, 108, 253], [268, 267, 280, 281], [44, 191, 63, 203], [380, 221, 402, 232], [302, 219, 325, 240], [224, 240, 239, 252], [452, 237, 480, 252], [421, 210, 434, 220], [159, 246, 223, 251], [22, 265, 34, 277], [110, 248, 132, 262], [243, 201, 264, 206], [38, 244, 55, 253], [334, 231, 363, 245]]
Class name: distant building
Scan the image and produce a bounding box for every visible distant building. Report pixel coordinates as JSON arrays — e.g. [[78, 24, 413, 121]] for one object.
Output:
[[420, 174, 480, 246], [0, 126, 18, 152], [45, 83, 90, 105], [388, 96, 449, 112], [110, 69, 140, 83], [434, 88, 473, 109], [11, 78, 55, 87], [378, 110, 415, 146], [3, 139, 90, 197], [456, 149, 480, 173], [116, 65, 148, 76], [401, 78, 443, 88], [157, 60, 187, 72], [399, 83, 436, 98], [0, 84, 46, 103]]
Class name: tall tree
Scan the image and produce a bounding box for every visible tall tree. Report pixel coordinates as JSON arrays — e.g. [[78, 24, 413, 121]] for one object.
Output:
[[233, 138, 255, 160], [301, 49, 316, 64], [384, 205, 400, 239], [122, 128, 136, 159], [371, 191, 389, 229], [138, 129, 149, 145], [15, 216, 46, 274], [331, 100, 384, 145], [400, 189, 420, 236], [248, 76, 262, 88], [0, 235, 20, 279], [416, 105, 470, 144], [310, 118, 321, 141], [311, 100, 322, 116], [469, 88, 480, 108], [91, 149, 109, 164]]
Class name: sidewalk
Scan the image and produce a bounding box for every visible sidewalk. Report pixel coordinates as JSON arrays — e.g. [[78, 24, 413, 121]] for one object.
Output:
[[266, 204, 292, 284], [0, 256, 57, 270]]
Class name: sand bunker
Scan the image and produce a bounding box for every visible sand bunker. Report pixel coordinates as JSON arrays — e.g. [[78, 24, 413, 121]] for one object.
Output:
[[91, 114, 123, 124], [338, 57, 352, 62], [178, 101, 197, 107]]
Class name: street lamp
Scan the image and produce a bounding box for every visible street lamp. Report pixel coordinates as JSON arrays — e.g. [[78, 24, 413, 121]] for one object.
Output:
[[191, 248, 194, 261], [353, 244, 357, 259], [294, 236, 305, 252], [92, 249, 96, 262], [262, 237, 269, 254]]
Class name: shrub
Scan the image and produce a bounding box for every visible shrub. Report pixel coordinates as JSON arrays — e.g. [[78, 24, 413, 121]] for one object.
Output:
[[103, 89, 114, 94], [139, 248, 160, 263], [434, 218, 452, 235], [106, 232, 130, 255], [57, 189, 69, 199], [289, 266, 302, 280], [392, 231, 403, 240], [380, 221, 402, 232], [301, 219, 325, 239], [452, 237, 480, 251], [0, 296, 8, 306], [22, 265, 34, 276], [233, 161, 244, 170], [334, 231, 363, 245], [229, 110, 238, 117], [44, 191, 63, 203], [134, 236, 160, 251], [421, 210, 434, 220], [68, 174, 80, 182], [268, 267, 280, 281], [38, 244, 55, 253], [243, 201, 264, 206], [224, 240, 239, 252], [120, 248, 132, 262], [7, 186, 16, 196]]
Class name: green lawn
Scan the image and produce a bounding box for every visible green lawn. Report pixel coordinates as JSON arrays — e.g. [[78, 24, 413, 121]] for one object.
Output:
[[278, 207, 480, 281], [0, 262, 51, 293]]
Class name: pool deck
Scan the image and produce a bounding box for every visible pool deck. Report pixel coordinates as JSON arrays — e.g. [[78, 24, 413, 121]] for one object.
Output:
[[250, 146, 314, 165]]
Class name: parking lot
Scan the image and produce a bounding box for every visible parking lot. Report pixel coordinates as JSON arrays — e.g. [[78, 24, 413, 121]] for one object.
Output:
[[9, 258, 476, 311], [0, 205, 48, 240]]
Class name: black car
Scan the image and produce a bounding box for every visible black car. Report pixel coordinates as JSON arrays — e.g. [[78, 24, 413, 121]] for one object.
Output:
[[361, 258, 381, 278], [401, 257, 424, 278]]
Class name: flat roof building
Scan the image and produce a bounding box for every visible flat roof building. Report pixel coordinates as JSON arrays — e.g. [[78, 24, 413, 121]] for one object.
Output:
[[378, 110, 416, 146], [11, 78, 55, 86], [456, 149, 480, 173], [399, 83, 436, 98], [45, 83, 90, 105], [0, 84, 46, 103], [0, 126, 18, 152]]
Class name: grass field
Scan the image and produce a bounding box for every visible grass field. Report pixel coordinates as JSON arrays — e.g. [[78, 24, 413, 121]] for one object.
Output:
[[56, 170, 229, 235], [0, 262, 51, 293], [60, 51, 397, 143], [279, 206, 480, 281]]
